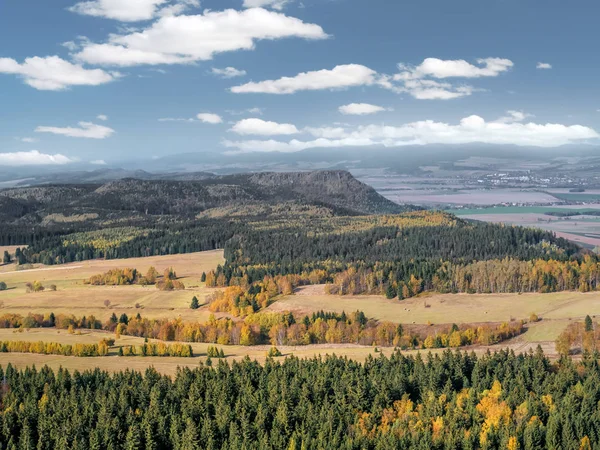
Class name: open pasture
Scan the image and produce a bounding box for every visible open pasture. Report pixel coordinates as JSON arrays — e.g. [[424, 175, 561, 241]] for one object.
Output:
[[271, 287, 600, 326], [0, 327, 398, 375], [0, 327, 556, 376], [0, 250, 225, 321]]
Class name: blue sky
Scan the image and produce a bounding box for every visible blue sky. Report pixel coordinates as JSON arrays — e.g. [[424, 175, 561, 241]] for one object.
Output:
[[1, 0, 600, 166]]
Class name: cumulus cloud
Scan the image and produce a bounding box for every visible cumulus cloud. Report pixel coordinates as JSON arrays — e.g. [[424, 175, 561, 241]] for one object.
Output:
[[197, 113, 223, 124], [223, 114, 599, 153], [232, 58, 509, 99], [391, 57, 513, 100], [231, 64, 386, 94], [97, 114, 108, 121], [68, 0, 200, 22], [0, 151, 74, 166], [211, 67, 247, 78], [537, 62, 552, 70], [398, 57, 513, 79], [243, 0, 291, 10], [35, 122, 115, 139], [20, 138, 38, 143], [75, 8, 327, 67], [0, 56, 119, 91], [339, 103, 389, 115], [230, 118, 299, 135]]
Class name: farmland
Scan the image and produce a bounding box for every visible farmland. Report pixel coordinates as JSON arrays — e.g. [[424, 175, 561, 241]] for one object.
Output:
[[451, 209, 600, 248], [0, 250, 225, 321], [0, 247, 590, 371], [271, 286, 600, 327], [0, 324, 558, 376]]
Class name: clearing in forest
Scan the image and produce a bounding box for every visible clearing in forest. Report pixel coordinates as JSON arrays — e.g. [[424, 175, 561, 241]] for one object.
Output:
[[0, 250, 225, 321]]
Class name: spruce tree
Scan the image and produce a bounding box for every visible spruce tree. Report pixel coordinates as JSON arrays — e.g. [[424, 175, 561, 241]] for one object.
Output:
[[585, 315, 593, 332], [385, 284, 396, 299], [190, 296, 200, 310]]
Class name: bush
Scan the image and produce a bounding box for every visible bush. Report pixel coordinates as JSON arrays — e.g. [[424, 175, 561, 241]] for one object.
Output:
[[25, 281, 44, 293], [0, 282, 6, 291], [530, 313, 540, 323], [206, 346, 225, 358], [267, 347, 282, 357]]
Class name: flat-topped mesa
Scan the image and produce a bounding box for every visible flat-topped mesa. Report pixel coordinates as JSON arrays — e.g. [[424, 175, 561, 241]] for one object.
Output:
[[0, 170, 416, 217]]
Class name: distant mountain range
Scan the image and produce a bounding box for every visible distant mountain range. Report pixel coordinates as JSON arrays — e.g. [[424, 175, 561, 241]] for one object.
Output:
[[3, 144, 600, 188]]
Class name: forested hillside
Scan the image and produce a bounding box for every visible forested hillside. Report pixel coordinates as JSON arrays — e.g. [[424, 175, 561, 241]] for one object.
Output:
[[0, 350, 599, 449], [2, 172, 596, 298], [0, 170, 408, 220]]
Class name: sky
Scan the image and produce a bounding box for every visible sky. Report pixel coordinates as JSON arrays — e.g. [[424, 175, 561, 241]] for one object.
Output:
[[1, 0, 600, 167]]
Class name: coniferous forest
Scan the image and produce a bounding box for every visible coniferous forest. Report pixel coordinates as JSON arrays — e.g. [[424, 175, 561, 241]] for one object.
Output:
[[0, 350, 599, 449], [2, 173, 600, 448]]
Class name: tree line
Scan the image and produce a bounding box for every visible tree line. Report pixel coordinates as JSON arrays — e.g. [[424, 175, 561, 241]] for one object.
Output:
[[0, 310, 524, 349], [0, 350, 599, 448], [0, 340, 107, 357]]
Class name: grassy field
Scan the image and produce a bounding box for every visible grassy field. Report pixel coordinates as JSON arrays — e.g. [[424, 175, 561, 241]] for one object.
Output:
[[520, 320, 571, 342], [0, 250, 225, 321], [0, 327, 555, 375], [270, 288, 600, 325], [0, 249, 589, 372], [0, 327, 399, 375]]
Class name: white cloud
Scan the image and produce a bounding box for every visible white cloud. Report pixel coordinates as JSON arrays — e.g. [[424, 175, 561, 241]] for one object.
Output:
[[230, 118, 300, 135], [35, 122, 115, 139], [68, 0, 200, 22], [243, 0, 291, 10], [197, 113, 223, 124], [211, 67, 247, 78], [90, 159, 107, 165], [231, 64, 385, 94], [97, 114, 108, 121], [223, 114, 599, 153], [20, 138, 38, 143], [61, 41, 79, 51], [537, 62, 552, 70], [232, 59, 506, 99], [339, 103, 389, 115], [400, 79, 476, 100], [391, 57, 512, 100], [75, 8, 327, 67], [0, 151, 74, 166], [494, 110, 534, 124], [0, 56, 119, 91], [398, 57, 513, 79]]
